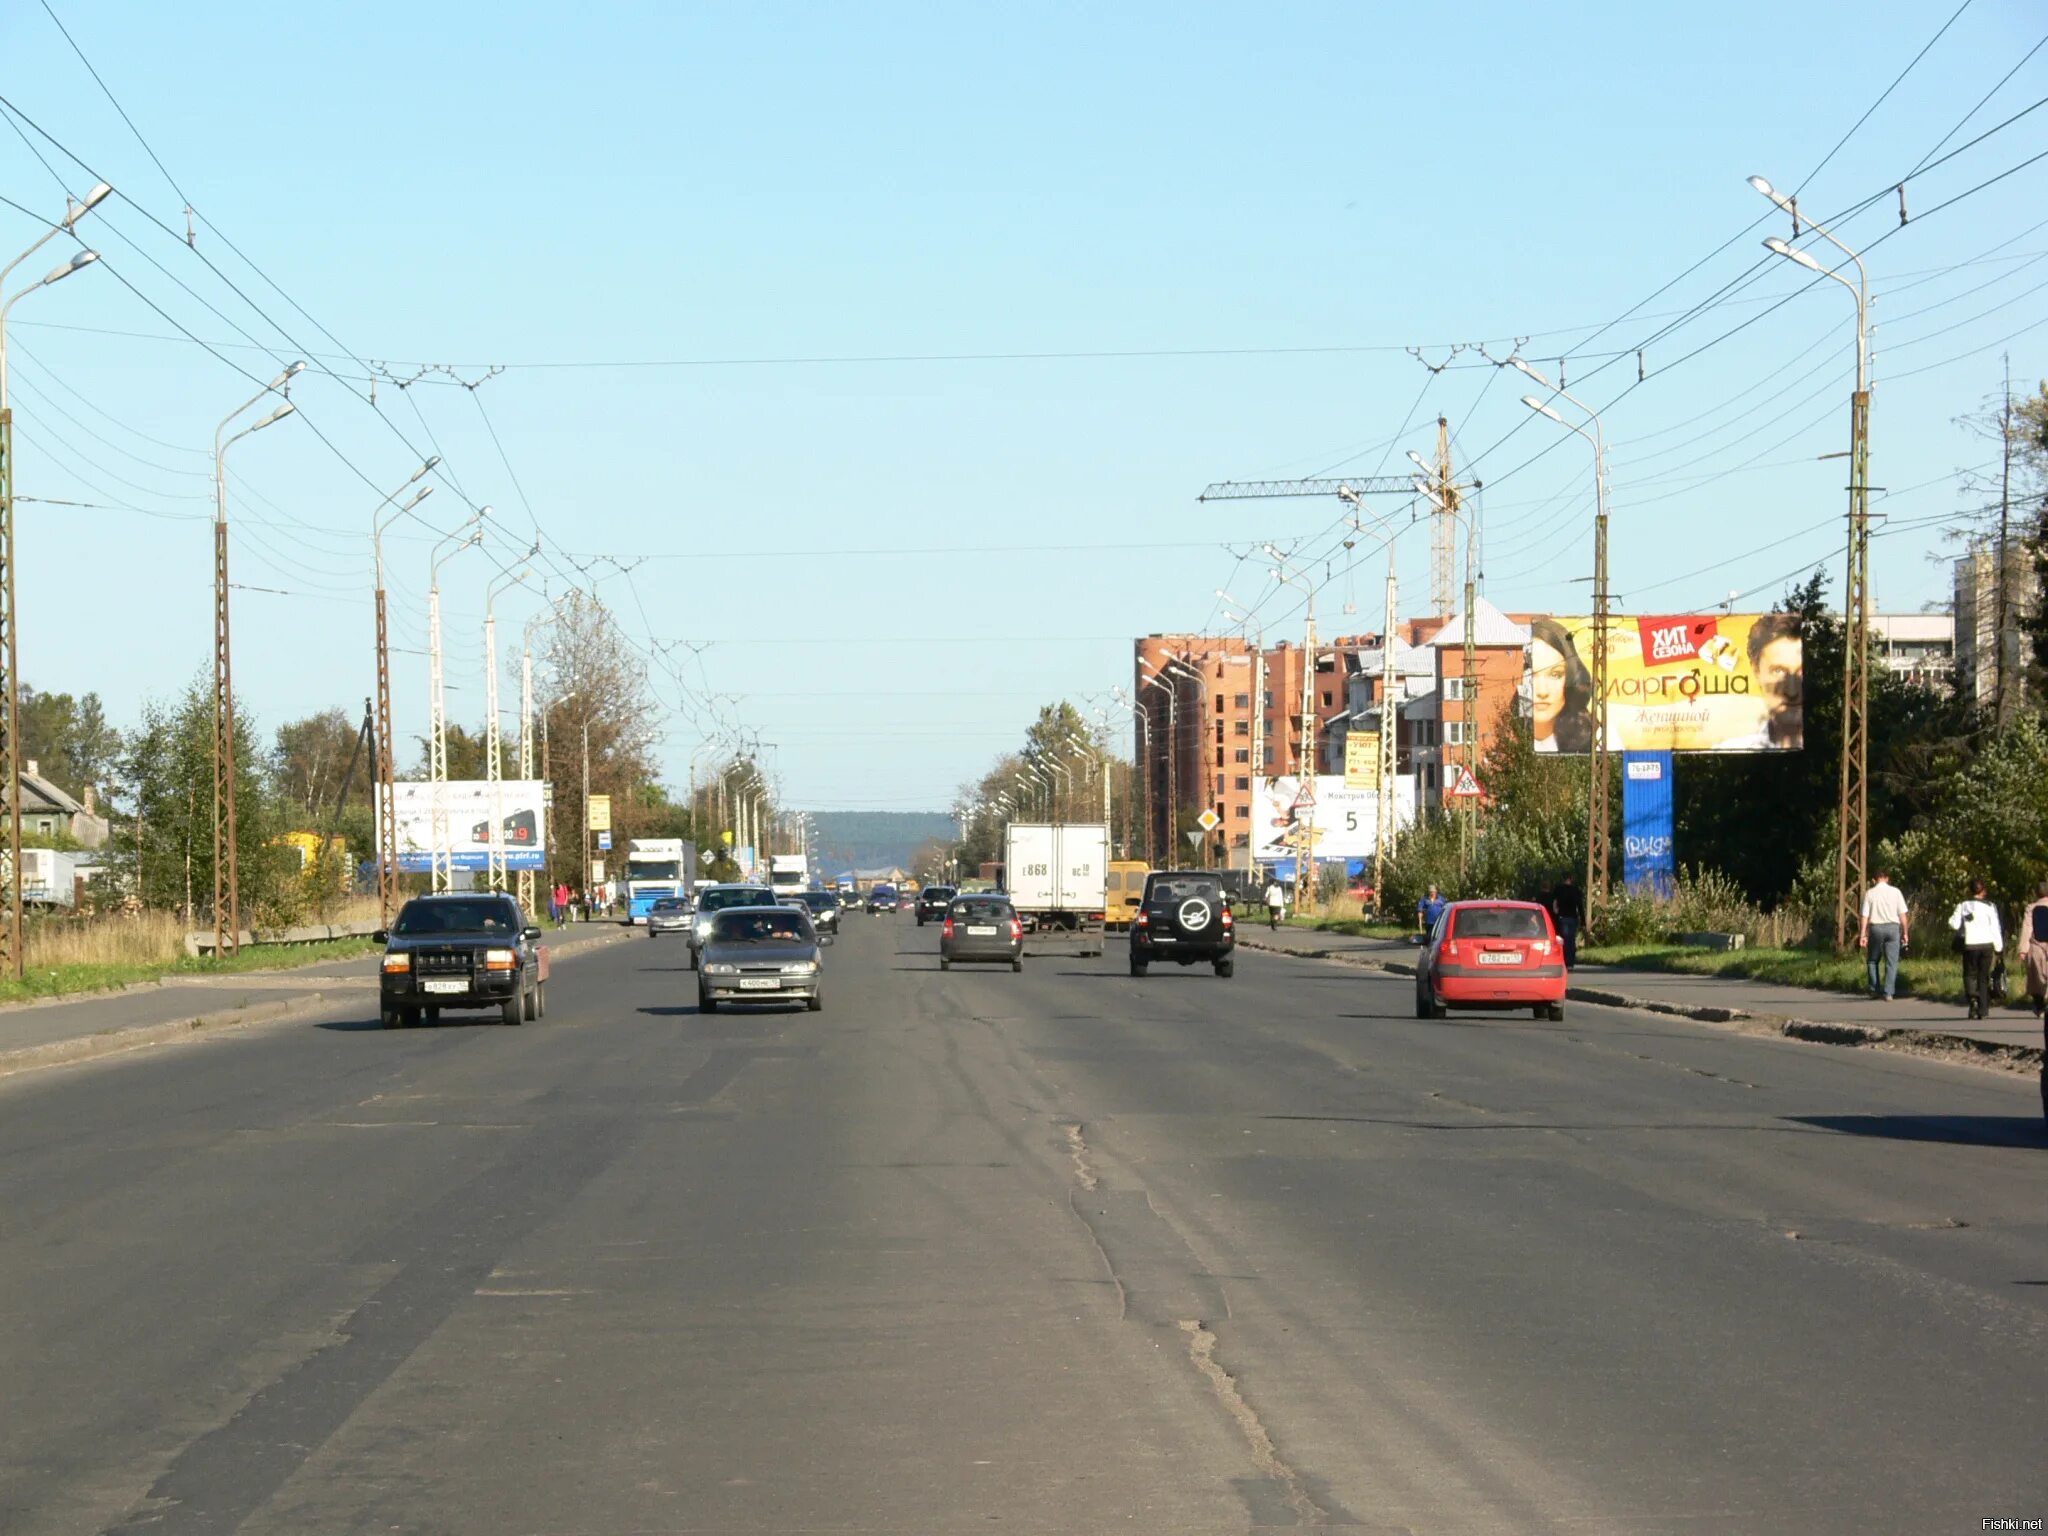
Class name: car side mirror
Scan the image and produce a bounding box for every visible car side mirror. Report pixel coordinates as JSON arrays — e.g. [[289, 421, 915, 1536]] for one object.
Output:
[[371, 929, 388, 944], [522, 926, 542, 942]]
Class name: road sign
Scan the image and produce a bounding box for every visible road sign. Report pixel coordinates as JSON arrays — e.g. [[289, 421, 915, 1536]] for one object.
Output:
[[587, 794, 612, 832], [1185, 830, 1205, 849], [597, 831, 612, 851], [1449, 765, 1483, 799], [1291, 777, 1317, 810], [1195, 808, 1221, 833]]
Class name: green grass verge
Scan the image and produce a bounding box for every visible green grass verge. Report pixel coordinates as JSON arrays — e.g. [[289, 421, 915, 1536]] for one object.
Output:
[[1279, 915, 1412, 940], [1575, 942, 1989, 1006], [0, 936, 383, 1007]]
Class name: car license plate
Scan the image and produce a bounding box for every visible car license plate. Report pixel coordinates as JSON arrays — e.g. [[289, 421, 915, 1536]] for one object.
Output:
[[1477, 952, 1520, 966], [422, 978, 468, 994], [967, 925, 998, 936], [738, 978, 779, 991]]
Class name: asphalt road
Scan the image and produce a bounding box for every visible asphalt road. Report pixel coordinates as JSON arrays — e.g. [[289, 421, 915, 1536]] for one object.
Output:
[[2, 915, 2043, 1534]]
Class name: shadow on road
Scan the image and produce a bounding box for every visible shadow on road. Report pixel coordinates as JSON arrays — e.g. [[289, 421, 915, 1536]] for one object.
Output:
[[1787, 1114, 2048, 1149]]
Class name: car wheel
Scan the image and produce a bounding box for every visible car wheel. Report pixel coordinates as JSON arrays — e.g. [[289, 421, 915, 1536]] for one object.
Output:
[[523, 980, 540, 1021], [536, 982, 547, 1019], [806, 992, 822, 1013], [688, 949, 698, 972], [501, 993, 524, 1026], [1532, 1005, 1548, 1020], [1430, 996, 1448, 1020], [916, 916, 925, 927], [1011, 958, 1023, 973], [1414, 990, 1430, 1020], [1129, 959, 1147, 978], [699, 990, 718, 1014], [380, 1008, 401, 1030], [1214, 959, 1235, 979], [1548, 1002, 1566, 1022]]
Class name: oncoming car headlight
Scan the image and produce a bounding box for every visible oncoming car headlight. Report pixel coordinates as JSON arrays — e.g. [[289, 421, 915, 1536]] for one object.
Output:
[[781, 961, 818, 976], [381, 951, 410, 974], [484, 947, 517, 970], [695, 918, 713, 937], [704, 962, 738, 975]]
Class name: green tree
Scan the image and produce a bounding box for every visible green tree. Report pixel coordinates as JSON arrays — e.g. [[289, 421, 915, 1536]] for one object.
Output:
[[17, 683, 121, 799], [276, 707, 369, 820]]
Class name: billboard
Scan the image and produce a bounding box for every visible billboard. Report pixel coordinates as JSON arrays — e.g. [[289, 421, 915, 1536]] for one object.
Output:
[[1622, 751, 1676, 895], [380, 780, 549, 871], [1524, 613, 1803, 754], [1252, 775, 1419, 863]]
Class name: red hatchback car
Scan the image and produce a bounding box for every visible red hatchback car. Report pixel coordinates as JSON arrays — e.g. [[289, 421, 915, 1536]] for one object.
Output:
[[1415, 900, 1568, 1021]]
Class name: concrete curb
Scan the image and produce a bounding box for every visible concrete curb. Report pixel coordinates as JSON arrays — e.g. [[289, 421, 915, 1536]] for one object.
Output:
[[0, 921, 634, 1082], [1234, 934, 2046, 1075]]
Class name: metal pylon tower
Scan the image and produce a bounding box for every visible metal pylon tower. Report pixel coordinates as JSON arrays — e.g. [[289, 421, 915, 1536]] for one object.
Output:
[[1834, 388, 1872, 948], [1431, 416, 1458, 618]]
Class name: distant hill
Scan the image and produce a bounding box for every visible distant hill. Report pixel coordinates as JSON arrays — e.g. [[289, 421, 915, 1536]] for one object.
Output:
[[810, 811, 955, 877]]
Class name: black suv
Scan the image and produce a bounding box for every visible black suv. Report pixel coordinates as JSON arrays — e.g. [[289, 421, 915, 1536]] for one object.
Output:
[[1129, 870, 1236, 978], [915, 885, 957, 926], [376, 892, 547, 1028]]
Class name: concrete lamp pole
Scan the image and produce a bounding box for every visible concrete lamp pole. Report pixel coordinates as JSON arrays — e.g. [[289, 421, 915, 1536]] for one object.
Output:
[[0, 187, 107, 981], [1751, 173, 1872, 952], [426, 511, 488, 893], [369, 462, 437, 924], [210, 364, 303, 957], [1515, 359, 1612, 930], [483, 549, 536, 893]]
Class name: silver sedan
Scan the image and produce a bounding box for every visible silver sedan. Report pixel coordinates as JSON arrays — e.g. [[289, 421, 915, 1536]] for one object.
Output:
[[696, 906, 823, 1012]]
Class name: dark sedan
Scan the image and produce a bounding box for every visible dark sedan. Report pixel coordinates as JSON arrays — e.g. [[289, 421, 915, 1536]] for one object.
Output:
[[915, 885, 957, 926], [939, 895, 1023, 971], [697, 906, 823, 1012], [864, 886, 898, 914], [795, 889, 842, 937], [377, 892, 547, 1027]]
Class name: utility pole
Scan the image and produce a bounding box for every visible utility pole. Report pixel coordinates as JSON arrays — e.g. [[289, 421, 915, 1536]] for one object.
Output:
[[1430, 416, 1456, 617], [369, 464, 435, 926], [211, 365, 302, 955], [1996, 355, 2016, 724], [483, 557, 531, 894], [1751, 173, 1872, 951], [1516, 361, 1611, 928]]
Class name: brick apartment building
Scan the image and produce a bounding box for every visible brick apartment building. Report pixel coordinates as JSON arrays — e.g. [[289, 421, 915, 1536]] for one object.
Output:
[[1399, 599, 1532, 804]]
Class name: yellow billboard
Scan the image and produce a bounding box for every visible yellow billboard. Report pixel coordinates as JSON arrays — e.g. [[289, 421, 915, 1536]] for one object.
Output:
[[1524, 614, 1802, 753], [587, 793, 612, 832], [1343, 731, 1381, 788]]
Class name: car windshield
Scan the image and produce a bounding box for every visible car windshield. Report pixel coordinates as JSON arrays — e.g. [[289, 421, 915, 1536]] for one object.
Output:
[[700, 887, 774, 912], [710, 910, 812, 944], [952, 900, 1013, 922], [1149, 877, 1222, 904], [651, 899, 687, 913], [1453, 907, 1547, 940], [799, 893, 837, 911], [393, 898, 519, 936]]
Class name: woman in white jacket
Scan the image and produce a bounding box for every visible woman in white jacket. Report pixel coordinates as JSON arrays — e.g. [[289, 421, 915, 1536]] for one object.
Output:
[[1948, 878, 2004, 1021]]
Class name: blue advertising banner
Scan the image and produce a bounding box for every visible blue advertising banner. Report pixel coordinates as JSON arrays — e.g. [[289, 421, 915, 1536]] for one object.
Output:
[[1621, 750, 1676, 897]]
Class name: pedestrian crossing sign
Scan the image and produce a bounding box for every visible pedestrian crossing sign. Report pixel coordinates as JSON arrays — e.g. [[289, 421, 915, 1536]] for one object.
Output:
[[1449, 765, 1483, 799]]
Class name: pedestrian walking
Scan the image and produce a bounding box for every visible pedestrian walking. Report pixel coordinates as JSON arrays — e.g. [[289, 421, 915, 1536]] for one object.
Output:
[[1857, 870, 1910, 1000], [1416, 884, 1448, 940], [1262, 876, 1287, 930], [2026, 880, 2048, 1124], [1947, 878, 2004, 1021], [1549, 874, 1585, 969]]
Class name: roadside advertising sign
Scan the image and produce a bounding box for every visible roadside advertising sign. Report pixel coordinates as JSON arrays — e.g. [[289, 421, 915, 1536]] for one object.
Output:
[[597, 831, 612, 851], [1252, 775, 1417, 863], [1343, 731, 1381, 789], [587, 794, 613, 832], [380, 781, 548, 871], [1523, 613, 1804, 754], [1622, 750, 1677, 896]]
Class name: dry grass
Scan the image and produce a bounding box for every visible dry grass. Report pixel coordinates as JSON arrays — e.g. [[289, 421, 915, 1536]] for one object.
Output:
[[26, 909, 186, 970]]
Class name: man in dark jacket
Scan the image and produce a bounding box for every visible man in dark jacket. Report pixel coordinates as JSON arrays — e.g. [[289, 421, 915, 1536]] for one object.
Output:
[[1550, 875, 1585, 968]]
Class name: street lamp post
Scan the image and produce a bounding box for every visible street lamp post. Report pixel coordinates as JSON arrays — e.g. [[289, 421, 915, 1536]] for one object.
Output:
[[211, 364, 302, 956], [369, 462, 437, 924], [1515, 360, 1611, 929], [0, 186, 107, 981], [1752, 173, 1872, 950], [484, 551, 534, 893], [427, 512, 486, 893]]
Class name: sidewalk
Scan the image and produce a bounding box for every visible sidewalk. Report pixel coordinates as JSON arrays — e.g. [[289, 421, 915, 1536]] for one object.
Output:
[[0, 921, 632, 1078], [1235, 926, 2046, 1070]]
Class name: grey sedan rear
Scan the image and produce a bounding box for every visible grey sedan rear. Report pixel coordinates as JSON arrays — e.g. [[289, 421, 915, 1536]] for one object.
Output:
[[697, 906, 823, 1012], [939, 896, 1023, 972]]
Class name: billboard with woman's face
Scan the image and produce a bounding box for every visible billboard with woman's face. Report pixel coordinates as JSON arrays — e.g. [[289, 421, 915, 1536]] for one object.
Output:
[[1522, 614, 1803, 753]]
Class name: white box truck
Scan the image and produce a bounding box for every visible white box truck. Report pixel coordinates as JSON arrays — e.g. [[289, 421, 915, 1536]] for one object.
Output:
[[1002, 823, 1108, 955]]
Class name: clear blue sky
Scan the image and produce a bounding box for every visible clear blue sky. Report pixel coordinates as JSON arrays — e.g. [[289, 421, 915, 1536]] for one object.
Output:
[[3, 0, 2043, 811]]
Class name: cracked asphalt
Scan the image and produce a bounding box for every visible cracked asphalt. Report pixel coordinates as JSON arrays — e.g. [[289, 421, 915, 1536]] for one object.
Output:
[[2, 915, 2044, 1532]]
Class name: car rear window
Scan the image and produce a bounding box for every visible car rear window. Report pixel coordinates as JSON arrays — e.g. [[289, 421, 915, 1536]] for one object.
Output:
[[1453, 907, 1547, 940], [951, 899, 1013, 922], [1148, 877, 1223, 904], [923, 887, 955, 900]]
